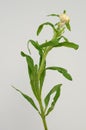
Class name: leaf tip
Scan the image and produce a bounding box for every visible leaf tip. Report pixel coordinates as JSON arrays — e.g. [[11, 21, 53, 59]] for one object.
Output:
[[21, 51, 26, 57], [36, 31, 39, 36], [70, 77, 73, 81], [76, 44, 79, 50]]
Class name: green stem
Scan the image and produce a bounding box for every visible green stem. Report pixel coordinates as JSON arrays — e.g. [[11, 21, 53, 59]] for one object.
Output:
[[37, 34, 58, 130], [38, 48, 47, 80], [37, 48, 49, 130], [41, 114, 48, 130], [38, 29, 58, 80], [39, 97, 48, 130], [38, 46, 52, 80]]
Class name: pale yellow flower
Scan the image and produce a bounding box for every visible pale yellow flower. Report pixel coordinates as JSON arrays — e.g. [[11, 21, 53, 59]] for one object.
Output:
[[59, 13, 70, 24]]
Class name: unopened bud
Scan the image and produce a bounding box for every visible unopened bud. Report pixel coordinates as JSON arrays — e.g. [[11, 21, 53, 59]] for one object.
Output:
[[59, 13, 70, 23]]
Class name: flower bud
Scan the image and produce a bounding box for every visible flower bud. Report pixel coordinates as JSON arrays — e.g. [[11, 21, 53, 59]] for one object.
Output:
[[59, 13, 70, 24]]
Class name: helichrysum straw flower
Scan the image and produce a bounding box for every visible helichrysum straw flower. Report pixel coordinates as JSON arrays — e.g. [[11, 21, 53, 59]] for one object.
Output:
[[59, 13, 70, 23], [13, 10, 79, 130]]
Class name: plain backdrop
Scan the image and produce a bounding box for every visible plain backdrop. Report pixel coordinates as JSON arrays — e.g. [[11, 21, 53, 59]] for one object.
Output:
[[0, 0, 86, 130]]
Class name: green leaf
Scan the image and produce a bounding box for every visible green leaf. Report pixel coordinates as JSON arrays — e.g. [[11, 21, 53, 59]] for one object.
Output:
[[37, 22, 57, 36], [29, 64, 40, 100], [40, 40, 57, 48], [21, 51, 34, 71], [37, 24, 44, 36], [63, 10, 66, 14], [12, 86, 39, 112], [61, 36, 69, 42], [21, 52, 34, 89], [21, 52, 39, 100], [55, 42, 79, 50], [33, 65, 40, 95], [47, 14, 59, 17], [21, 51, 26, 57], [46, 66, 72, 81], [40, 63, 46, 91], [27, 40, 43, 56], [40, 38, 61, 48], [44, 84, 62, 116], [21, 51, 34, 83], [66, 22, 71, 31]]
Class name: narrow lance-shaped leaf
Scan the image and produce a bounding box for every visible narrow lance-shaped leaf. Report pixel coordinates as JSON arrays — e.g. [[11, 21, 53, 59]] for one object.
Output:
[[37, 24, 44, 36], [12, 86, 39, 112], [55, 42, 79, 50], [47, 14, 59, 17], [46, 66, 72, 81], [40, 61, 46, 91], [61, 36, 69, 42], [21, 51, 34, 73], [21, 52, 39, 100], [40, 38, 61, 48], [37, 22, 57, 36], [27, 40, 43, 56], [44, 84, 62, 116], [66, 22, 71, 31], [21, 51, 34, 84], [40, 40, 58, 48], [31, 64, 40, 99]]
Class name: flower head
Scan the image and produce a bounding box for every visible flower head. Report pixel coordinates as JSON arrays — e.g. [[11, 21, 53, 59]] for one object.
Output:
[[58, 11, 70, 31], [59, 13, 70, 24]]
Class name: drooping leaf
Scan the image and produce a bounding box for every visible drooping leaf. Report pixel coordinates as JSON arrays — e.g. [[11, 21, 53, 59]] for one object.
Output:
[[46, 66, 72, 81], [21, 51, 34, 73], [12, 86, 39, 112], [55, 42, 79, 50], [37, 24, 44, 36], [44, 84, 62, 116], [47, 14, 59, 17], [37, 22, 57, 36], [27, 40, 42, 55], [21, 51, 34, 80]]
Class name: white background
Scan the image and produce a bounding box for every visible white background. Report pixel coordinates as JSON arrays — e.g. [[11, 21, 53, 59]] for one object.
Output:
[[0, 0, 86, 130]]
